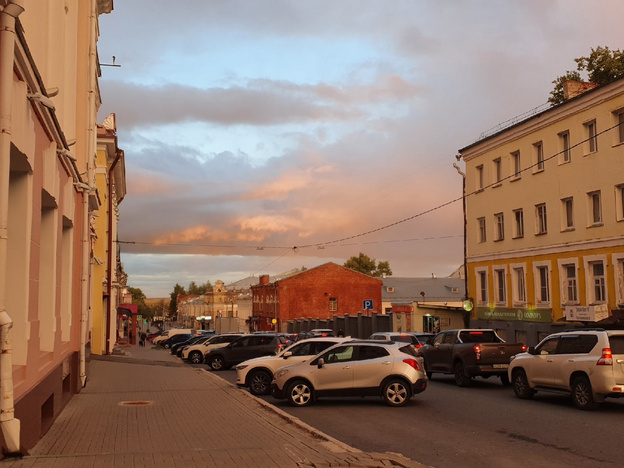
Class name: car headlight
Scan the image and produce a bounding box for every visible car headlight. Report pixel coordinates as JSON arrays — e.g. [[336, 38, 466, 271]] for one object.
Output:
[[274, 369, 289, 380], [236, 364, 248, 371]]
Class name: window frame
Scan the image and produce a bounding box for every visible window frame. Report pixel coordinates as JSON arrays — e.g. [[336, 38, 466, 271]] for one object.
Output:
[[513, 208, 524, 238], [478, 217, 486, 243], [584, 255, 608, 305], [534, 262, 551, 307], [587, 190, 602, 226], [535, 203, 547, 235], [494, 212, 504, 241], [534, 141, 544, 172], [476, 268, 488, 306], [511, 151, 521, 179], [585, 120, 598, 154], [329, 297, 338, 312], [493, 266, 507, 306], [476, 165, 484, 191], [510, 264, 527, 306], [559, 130, 571, 164], [561, 197, 574, 231], [558, 259, 579, 305], [493, 158, 502, 185]]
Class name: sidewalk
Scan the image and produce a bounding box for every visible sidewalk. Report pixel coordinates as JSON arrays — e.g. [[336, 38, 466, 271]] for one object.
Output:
[[2, 343, 424, 467]]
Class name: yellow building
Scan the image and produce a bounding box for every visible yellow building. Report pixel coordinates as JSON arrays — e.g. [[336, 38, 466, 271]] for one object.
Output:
[[458, 78, 624, 346], [0, 0, 115, 455]]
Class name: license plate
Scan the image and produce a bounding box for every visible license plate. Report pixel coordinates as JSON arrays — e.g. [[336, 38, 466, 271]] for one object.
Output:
[[493, 364, 508, 369]]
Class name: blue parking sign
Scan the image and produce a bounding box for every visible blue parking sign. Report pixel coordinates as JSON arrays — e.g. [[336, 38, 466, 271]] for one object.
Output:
[[363, 300, 373, 310]]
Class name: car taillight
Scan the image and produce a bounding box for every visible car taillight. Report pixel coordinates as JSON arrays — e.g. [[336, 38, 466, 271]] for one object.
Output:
[[403, 358, 420, 371], [474, 345, 481, 360], [597, 348, 613, 366], [521, 345, 527, 352], [415, 343, 423, 348]]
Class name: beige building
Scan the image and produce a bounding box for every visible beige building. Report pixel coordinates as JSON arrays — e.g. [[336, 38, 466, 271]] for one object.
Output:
[[0, 0, 117, 455], [458, 78, 624, 346]]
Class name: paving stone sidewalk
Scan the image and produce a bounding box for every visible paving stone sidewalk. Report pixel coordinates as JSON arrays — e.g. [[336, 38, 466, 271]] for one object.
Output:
[[1, 344, 424, 467]]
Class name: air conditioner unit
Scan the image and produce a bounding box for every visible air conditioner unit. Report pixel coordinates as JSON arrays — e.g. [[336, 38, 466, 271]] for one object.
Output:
[[387, 287, 395, 292], [452, 287, 459, 293]]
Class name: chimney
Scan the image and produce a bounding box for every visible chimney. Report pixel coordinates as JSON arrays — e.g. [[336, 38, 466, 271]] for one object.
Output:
[[563, 80, 599, 100], [259, 275, 270, 285]]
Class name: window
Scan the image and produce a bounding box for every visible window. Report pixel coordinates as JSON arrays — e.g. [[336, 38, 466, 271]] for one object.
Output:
[[511, 266, 526, 305], [562, 263, 578, 304], [494, 268, 507, 305], [617, 184, 624, 222], [478, 217, 486, 243], [562, 197, 574, 230], [534, 141, 544, 171], [585, 120, 598, 153], [495, 213, 504, 241], [588, 191, 602, 226], [589, 262, 606, 303], [476, 165, 484, 190], [511, 151, 521, 178], [493, 158, 502, 184], [513, 209, 524, 238], [536, 203, 547, 234], [559, 130, 571, 163], [329, 297, 338, 312], [617, 109, 624, 144], [615, 256, 624, 307], [477, 269, 488, 305], [535, 263, 550, 306]]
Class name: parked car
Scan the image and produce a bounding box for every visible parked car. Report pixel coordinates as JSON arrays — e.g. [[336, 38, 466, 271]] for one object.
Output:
[[509, 328, 624, 410], [153, 328, 194, 346], [271, 340, 428, 407], [411, 333, 435, 347], [161, 333, 192, 349], [182, 333, 245, 364], [369, 332, 433, 348], [416, 329, 526, 386], [171, 334, 213, 356], [309, 328, 334, 337], [236, 337, 351, 395], [147, 331, 164, 343], [205, 334, 287, 371]]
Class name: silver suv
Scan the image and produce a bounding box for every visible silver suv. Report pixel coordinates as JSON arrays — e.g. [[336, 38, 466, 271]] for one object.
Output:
[[509, 329, 624, 410], [270, 340, 428, 407]]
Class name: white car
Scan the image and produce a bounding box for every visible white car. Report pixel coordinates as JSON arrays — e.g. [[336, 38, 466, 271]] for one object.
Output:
[[271, 340, 428, 407], [181, 333, 244, 364], [236, 337, 350, 395], [509, 329, 624, 410]]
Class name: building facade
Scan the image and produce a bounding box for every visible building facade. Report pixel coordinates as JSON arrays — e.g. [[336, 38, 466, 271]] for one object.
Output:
[[251, 263, 383, 332], [458, 78, 624, 346], [0, 0, 116, 455]]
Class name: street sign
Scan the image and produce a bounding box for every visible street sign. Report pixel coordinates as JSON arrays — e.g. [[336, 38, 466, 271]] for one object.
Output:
[[363, 300, 373, 310]]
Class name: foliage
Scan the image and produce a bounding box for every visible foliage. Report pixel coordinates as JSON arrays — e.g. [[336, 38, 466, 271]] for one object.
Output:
[[549, 46, 624, 105], [188, 280, 212, 295], [343, 252, 393, 277], [169, 283, 186, 319], [126, 286, 151, 319]]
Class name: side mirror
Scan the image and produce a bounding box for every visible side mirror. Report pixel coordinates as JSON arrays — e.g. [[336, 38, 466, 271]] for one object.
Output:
[[283, 351, 292, 359], [317, 358, 325, 368]]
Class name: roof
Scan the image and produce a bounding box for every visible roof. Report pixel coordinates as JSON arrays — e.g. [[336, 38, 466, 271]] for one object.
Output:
[[382, 277, 465, 303], [253, 262, 383, 287]]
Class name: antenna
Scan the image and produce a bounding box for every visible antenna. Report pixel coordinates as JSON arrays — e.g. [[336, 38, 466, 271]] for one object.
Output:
[[100, 56, 121, 68]]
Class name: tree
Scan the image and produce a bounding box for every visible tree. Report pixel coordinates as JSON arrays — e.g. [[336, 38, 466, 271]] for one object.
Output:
[[169, 283, 186, 319], [126, 286, 151, 320], [344, 253, 393, 277], [549, 46, 624, 105]]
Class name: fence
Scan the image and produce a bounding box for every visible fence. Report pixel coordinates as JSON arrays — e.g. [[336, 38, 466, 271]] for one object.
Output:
[[287, 312, 393, 339]]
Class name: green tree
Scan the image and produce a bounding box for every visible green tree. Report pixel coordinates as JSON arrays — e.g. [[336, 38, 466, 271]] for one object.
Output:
[[344, 253, 393, 277], [126, 286, 151, 319], [169, 283, 186, 319], [549, 46, 624, 105]]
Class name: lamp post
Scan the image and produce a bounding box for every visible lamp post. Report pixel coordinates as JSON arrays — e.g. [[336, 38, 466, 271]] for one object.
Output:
[[454, 157, 473, 324]]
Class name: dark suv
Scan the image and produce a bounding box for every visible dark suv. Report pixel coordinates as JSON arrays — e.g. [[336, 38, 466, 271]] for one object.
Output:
[[205, 334, 287, 371]]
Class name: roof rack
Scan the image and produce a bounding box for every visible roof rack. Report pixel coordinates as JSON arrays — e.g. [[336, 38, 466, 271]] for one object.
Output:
[[560, 328, 605, 333]]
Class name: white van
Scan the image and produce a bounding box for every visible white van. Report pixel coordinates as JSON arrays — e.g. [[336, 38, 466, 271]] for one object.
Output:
[[153, 328, 195, 345]]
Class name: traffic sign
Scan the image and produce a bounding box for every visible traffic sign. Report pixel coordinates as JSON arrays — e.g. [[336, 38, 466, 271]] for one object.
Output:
[[363, 300, 373, 310]]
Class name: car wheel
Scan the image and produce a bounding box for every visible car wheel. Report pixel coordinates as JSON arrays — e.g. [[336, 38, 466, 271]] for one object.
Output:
[[500, 373, 510, 386], [453, 361, 472, 387], [189, 351, 203, 364], [382, 379, 411, 407], [209, 355, 225, 371], [249, 370, 272, 396], [287, 380, 313, 407], [512, 369, 534, 399], [571, 376, 598, 410]]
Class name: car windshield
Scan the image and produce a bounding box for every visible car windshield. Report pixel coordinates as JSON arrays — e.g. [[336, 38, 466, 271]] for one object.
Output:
[[458, 330, 501, 343]]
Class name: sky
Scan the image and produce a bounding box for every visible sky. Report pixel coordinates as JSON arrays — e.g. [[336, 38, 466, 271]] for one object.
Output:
[[96, 0, 624, 298]]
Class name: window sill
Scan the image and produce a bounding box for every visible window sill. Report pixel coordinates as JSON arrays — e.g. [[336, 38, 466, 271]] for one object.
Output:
[[510, 176, 521, 182], [560, 227, 575, 233], [494, 238, 504, 242], [492, 182, 502, 188], [512, 235, 524, 240], [583, 150, 598, 157], [558, 159, 571, 166], [533, 168, 544, 175], [513, 302, 527, 308], [535, 231, 547, 236], [587, 222, 603, 229]]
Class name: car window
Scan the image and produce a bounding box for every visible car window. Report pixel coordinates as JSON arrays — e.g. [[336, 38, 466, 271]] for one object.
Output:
[[289, 342, 312, 355], [536, 337, 559, 355], [232, 337, 250, 347], [398, 344, 419, 357], [442, 333, 456, 344], [608, 335, 624, 354], [432, 334, 444, 346], [459, 330, 500, 343], [556, 335, 598, 354], [357, 345, 389, 361], [323, 345, 354, 363], [311, 341, 337, 354]]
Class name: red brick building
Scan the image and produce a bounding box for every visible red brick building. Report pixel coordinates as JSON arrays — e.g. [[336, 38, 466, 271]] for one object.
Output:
[[250, 263, 383, 331]]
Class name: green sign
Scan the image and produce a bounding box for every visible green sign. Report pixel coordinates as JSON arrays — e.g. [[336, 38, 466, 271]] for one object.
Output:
[[477, 308, 552, 323]]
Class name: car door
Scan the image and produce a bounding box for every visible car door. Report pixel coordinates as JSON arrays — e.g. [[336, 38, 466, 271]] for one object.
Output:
[[313, 345, 356, 392], [351, 345, 392, 391], [551, 335, 598, 388], [528, 336, 559, 386], [425, 332, 456, 372]]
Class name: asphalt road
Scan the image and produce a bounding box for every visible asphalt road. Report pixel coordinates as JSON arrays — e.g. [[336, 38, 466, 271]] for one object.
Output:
[[212, 367, 624, 468]]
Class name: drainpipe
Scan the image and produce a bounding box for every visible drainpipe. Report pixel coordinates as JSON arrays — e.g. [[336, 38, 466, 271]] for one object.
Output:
[[0, 0, 26, 456], [106, 150, 121, 350]]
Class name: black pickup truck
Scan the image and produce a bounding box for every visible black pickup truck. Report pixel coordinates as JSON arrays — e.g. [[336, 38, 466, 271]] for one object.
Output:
[[416, 329, 526, 386]]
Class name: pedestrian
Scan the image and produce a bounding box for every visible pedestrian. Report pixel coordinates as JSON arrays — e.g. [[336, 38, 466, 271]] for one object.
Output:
[[128, 330, 133, 345], [338, 328, 344, 337], [140, 331, 147, 347]]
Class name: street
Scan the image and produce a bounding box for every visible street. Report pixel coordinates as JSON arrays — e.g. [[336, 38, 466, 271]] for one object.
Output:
[[212, 367, 624, 467]]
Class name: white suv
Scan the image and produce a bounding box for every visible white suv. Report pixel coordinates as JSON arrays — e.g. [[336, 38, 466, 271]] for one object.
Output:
[[509, 329, 624, 410], [236, 337, 350, 395], [271, 340, 428, 407]]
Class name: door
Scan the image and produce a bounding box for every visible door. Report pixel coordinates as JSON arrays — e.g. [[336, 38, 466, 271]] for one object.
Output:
[[314, 345, 355, 392], [351, 345, 392, 390], [528, 337, 559, 386]]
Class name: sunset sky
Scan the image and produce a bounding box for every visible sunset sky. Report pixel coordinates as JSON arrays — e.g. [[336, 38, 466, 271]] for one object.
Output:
[[97, 1, 624, 297]]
